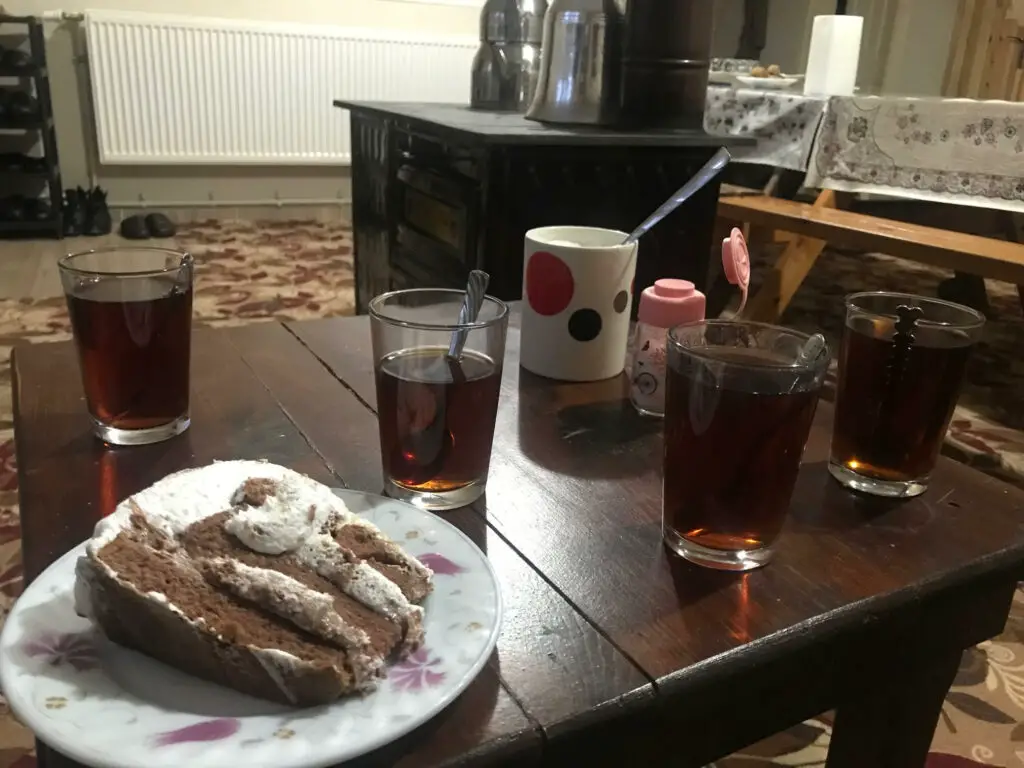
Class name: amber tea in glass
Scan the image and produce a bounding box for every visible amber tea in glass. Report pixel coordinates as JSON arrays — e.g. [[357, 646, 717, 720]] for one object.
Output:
[[663, 321, 829, 571], [370, 288, 508, 511], [830, 292, 984, 498], [59, 247, 194, 446]]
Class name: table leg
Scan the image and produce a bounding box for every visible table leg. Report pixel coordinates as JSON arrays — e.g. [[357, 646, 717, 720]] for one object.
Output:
[[742, 189, 837, 323], [825, 648, 961, 768], [994, 209, 1024, 316]]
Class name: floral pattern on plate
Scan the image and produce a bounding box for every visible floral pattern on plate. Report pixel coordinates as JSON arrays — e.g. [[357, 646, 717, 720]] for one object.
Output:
[[0, 489, 502, 768]]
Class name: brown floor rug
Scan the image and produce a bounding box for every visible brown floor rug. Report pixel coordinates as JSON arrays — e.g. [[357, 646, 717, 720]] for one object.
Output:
[[0, 219, 1022, 768]]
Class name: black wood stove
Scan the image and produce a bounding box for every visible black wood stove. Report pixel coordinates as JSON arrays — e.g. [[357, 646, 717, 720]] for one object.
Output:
[[335, 101, 750, 318]]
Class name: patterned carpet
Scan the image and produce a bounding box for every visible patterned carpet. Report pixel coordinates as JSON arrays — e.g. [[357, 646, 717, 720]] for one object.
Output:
[[0, 219, 1022, 767], [775, 247, 1024, 488]]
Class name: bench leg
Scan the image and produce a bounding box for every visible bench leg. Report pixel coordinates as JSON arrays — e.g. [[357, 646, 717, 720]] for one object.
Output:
[[995, 210, 1024, 317], [743, 234, 828, 322], [742, 189, 837, 323]]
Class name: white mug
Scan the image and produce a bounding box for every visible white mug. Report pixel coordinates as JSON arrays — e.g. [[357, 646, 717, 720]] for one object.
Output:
[[521, 226, 637, 381]]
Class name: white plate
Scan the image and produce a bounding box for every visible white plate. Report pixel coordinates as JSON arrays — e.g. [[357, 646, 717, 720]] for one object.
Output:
[[0, 489, 502, 768], [707, 71, 737, 85], [734, 75, 803, 90]]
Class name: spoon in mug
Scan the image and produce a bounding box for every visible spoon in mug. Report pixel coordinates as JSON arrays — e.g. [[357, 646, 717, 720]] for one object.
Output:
[[395, 271, 490, 487], [623, 147, 732, 245]]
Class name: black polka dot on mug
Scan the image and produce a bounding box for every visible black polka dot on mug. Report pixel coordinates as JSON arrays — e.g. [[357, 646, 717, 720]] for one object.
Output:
[[568, 308, 602, 342]]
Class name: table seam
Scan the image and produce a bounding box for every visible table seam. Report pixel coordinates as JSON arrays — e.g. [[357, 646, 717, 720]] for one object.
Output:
[[223, 326, 348, 489], [280, 322, 662, 723]]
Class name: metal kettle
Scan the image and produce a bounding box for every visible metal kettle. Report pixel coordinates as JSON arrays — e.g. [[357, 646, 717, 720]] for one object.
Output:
[[471, 0, 547, 112], [525, 0, 624, 126]]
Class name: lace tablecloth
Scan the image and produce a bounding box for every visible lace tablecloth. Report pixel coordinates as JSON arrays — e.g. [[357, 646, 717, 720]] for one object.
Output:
[[806, 96, 1024, 213], [704, 86, 828, 171], [706, 88, 1024, 212]]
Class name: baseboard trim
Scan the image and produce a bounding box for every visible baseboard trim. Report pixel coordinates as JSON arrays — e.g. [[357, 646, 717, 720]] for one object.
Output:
[[112, 202, 351, 225]]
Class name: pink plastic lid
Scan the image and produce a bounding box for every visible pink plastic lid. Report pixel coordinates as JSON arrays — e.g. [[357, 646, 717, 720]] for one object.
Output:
[[722, 227, 750, 313], [637, 278, 707, 329]]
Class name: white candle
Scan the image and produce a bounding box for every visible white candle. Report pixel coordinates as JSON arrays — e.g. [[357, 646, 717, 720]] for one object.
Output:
[[804, 14, 864, 97]]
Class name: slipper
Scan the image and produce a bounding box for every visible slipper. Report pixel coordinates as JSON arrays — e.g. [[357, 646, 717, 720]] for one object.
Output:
[[145, 212, 176, 238], [119, 214, 150, 240]]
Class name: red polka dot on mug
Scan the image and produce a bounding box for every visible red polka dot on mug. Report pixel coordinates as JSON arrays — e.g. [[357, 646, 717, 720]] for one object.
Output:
[[526, 251, 574, 316]]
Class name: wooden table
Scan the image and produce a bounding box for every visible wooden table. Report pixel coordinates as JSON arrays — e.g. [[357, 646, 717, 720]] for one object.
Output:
[[13, 312, 1024, 768]]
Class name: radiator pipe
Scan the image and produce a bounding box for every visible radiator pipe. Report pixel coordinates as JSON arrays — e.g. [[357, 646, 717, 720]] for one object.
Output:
[[42, 11, 85, 22]]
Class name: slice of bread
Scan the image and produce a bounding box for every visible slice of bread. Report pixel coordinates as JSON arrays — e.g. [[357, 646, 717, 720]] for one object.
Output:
[[73, 460, 433, 707]]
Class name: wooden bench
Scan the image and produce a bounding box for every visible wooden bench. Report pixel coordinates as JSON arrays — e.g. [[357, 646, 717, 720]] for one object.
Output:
[[718, 191, 1024, 322]]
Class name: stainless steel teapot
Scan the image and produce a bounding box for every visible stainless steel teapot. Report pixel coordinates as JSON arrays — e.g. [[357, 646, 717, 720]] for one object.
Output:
[[525, 0, 625, 126]]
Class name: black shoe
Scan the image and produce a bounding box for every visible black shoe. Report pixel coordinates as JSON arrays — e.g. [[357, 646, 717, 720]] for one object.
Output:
[[0, 152, 22, 170], [145, 212, 176, 238], [85, 187, 112, 236], [63, 188, 85, 236], [0, 48, 34, 71], [120, 214, 150, 240], [7, 91, 38, 119], [26, 196, 52, 222], [1, 195, 28, 222], [74, 186, 90, 232], [0, 153, 46, 173]]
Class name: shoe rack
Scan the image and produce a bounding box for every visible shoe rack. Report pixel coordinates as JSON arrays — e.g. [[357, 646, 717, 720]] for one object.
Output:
[[0, 14, 63, 238]]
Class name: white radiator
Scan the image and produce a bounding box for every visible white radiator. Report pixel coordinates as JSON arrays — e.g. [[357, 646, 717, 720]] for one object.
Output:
[[84, 10, 477, 165]]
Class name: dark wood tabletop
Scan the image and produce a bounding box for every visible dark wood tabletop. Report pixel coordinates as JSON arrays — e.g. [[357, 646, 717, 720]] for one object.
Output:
[[13, 311, 1024, 768]]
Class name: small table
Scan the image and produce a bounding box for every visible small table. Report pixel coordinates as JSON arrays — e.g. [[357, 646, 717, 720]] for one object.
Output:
[[14, 312, 1024, 768]]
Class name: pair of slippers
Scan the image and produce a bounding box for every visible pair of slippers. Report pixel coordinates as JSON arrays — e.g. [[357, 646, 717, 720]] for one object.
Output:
[[120, 213, 176, 239]]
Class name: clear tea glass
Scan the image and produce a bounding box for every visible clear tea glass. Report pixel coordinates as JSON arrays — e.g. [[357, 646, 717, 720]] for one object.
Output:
[[663, 321, 830, 571], [369, 288, 509, 511], [830, 291, 985, 498], [59, 247, 194, 446]]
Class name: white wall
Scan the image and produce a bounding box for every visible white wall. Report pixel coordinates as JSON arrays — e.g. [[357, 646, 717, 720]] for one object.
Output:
[[712, 0, 961, 96], [881, 0, 960, 96], [711, 0, 831, 74], [1, 0, 481, 211], [712, 0, 897, 87]]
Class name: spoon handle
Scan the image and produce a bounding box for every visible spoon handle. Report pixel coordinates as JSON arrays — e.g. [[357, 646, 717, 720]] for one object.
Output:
[[448, 270, 490, 359], [623, 147, 732, 245]]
